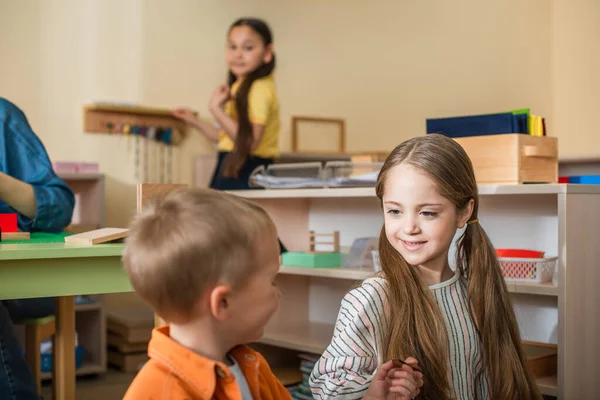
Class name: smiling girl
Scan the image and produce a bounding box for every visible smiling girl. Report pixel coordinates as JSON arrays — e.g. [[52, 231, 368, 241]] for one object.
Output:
[[310, 134, 541, 400]]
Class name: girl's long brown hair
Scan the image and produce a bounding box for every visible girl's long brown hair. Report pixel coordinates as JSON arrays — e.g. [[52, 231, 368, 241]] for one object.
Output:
[[375, 134, 541, 399], [223, 18, 275, 178]]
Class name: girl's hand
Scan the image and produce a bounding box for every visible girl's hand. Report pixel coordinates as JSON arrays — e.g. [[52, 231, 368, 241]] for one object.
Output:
[[172, 108, 198, 125], [388, 358, 423, 399], [209, 85, 231, 113], [364, 358, 423, 400]]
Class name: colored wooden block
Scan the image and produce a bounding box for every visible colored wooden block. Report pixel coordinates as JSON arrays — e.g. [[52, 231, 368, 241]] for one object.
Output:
[[0, 213, 18, 233], [281, 252, 342, 268], [1, 232, 30, 241], [63, 227, 128, 245]]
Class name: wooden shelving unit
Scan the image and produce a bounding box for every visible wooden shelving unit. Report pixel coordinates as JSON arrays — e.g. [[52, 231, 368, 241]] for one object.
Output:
[[41, 173, 107, 379], [228, 183, 600, 399]]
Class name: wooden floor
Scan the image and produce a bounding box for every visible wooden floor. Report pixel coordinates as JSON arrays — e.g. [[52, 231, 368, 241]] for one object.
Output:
[[41, 368, 137, 400]]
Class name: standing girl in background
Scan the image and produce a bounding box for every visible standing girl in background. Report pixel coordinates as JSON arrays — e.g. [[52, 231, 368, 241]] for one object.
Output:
[[309, 134, 541, 400], [173, 17, 279, 190]]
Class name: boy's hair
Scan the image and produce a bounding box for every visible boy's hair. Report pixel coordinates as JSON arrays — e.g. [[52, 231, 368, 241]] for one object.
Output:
[[375, 134, 541, 399], [122, 188, 276, 324]]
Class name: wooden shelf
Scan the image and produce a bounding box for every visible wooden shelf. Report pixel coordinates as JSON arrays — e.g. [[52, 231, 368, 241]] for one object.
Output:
[[233, 187, 374, 199], [83, 103, 187, 145], [229, 184, 600, 199], [507, 281, 558, 297], [41, 362, 106, 380], [57, 173, 104, 181], [536, 375, 557, 397], [83, 104, 176, 117], [278, 266, 558, 296], [279, 265, 374, 280], [260, 322, 334, 354]]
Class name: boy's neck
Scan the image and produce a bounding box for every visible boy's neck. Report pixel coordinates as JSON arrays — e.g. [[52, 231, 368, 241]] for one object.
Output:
[[169, 318, 234, 365]]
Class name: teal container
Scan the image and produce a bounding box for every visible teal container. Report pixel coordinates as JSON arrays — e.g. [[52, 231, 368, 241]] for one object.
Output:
[[281, 252, 342, 268]]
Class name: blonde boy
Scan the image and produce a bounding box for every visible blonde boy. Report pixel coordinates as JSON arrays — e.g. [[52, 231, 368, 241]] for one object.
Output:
[[122, 188, 290, 400]]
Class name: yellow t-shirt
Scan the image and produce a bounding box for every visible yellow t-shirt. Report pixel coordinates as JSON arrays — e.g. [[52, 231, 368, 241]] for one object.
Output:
[[217, 75, 280, 159]]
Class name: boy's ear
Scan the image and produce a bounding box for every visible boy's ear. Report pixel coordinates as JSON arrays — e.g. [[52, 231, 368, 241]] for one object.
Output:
[[457, 198, 475, 229], [209, 284, 233, 321]]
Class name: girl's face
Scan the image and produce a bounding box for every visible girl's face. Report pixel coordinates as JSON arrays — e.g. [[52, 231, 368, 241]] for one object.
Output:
[[382, 163, 472, 273], [226, 25, 272, 79]]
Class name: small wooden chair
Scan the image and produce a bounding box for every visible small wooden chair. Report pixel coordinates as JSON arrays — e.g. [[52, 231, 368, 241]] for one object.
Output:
[[136, 183, 187, 328], [21, 315, 56, 395]]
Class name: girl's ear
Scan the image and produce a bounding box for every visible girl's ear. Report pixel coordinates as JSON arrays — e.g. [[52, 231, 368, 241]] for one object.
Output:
[[457, 198, 475, 229], [209, 284, 233, 321], [263, 44, 274, 64]]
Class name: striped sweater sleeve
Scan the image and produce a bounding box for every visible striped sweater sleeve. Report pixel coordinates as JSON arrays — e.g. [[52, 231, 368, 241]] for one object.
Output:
[[309, 278, 388, 399]]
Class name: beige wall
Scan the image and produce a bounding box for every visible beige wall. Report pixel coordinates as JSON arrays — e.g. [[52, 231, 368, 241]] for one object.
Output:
[[552, 0, 600, 159], [267, 0, 552, 152], [0, 0, 595, 228]]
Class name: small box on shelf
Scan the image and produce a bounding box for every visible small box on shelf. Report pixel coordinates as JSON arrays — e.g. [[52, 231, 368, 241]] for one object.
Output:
[[454, 134, 558, 185], [106, 306, 153, 372], [281, 231, 342, 268]]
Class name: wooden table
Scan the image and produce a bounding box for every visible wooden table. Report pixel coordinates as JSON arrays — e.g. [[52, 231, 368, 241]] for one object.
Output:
[[0, 242, 130, 400]]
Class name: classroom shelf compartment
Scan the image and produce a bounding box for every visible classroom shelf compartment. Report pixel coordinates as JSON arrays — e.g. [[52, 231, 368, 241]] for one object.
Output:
[[41, 362, 106, 380], [271, 367, 304, 386], [260, 322, 334, 355]]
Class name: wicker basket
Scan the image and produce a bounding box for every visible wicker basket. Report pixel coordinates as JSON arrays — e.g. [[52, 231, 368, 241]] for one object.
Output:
[[499, 257, 557, 283]]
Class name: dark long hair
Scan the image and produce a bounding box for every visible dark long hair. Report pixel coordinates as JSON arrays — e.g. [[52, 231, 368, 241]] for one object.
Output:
[[223, 18, 276, 178]]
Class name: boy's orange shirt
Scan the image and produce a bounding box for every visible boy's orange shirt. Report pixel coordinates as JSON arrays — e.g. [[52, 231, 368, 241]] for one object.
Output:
[[123, 326, 292, 400]]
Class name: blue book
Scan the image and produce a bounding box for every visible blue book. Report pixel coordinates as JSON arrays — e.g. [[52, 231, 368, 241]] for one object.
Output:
[[426, 112, 528, 138]]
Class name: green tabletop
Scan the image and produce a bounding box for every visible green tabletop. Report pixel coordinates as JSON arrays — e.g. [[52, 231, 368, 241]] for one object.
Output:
[[1, 232, 71, 244], [0, 239, 132, 300]]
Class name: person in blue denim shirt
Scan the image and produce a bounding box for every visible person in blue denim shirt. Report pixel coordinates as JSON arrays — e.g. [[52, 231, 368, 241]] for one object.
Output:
[[0, 97, 75, 399]]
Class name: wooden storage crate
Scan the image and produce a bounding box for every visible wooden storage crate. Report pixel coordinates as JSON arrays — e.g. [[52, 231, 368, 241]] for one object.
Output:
[[454, 134, 558, 185], [106, 307, 153, 372]]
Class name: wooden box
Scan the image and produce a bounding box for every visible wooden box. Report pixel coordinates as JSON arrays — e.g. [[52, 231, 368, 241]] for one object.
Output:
[[107, 307, 153, 372], [454, 134, 558, 185]]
